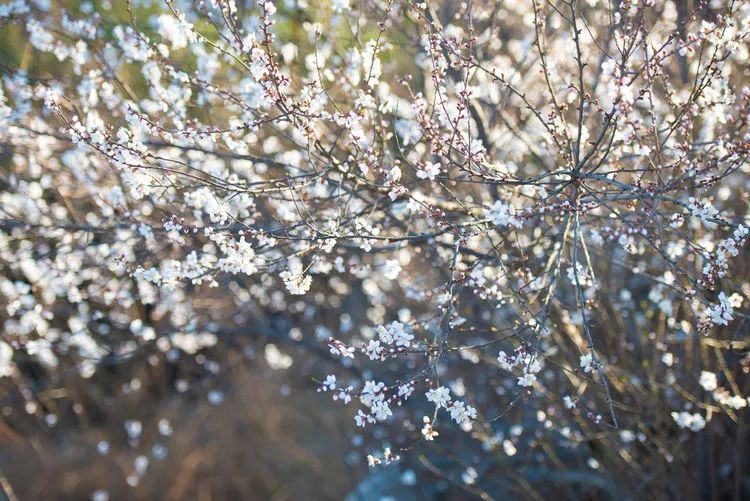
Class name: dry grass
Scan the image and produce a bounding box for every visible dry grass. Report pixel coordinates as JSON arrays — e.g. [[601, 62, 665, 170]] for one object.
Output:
[[0, 345, 359, 500]]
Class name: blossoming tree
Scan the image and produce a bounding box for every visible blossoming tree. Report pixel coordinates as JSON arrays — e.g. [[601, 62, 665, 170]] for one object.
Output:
[[1, 0, 750, 497]]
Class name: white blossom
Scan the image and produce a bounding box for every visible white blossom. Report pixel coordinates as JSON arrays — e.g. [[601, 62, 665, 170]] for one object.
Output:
[[449, 401, 477, 424], [699, 371, 717, 392], [671, 411, 706, 432], [426, 386, 451, 408], [484, 200, 521, 228], [580, 353, 595, 373]]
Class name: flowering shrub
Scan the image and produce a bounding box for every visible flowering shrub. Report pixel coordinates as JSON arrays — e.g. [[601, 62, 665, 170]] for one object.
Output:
[[1, 0, 750, 498]]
